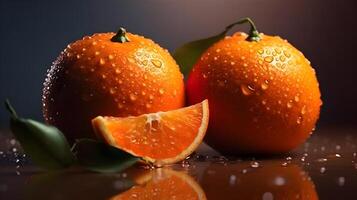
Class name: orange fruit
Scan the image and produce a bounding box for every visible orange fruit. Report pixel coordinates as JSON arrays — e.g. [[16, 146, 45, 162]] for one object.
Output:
[[186, 18, 322, 154], [42, 28, 184, 142], [201, 162, 318, 200], [92, 100, 209, 166], [110, 169, 206, 200]]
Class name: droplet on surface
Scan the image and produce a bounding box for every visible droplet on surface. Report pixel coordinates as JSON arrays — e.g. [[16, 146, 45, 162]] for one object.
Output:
[[108, 54, 114, 60], [130, 94, 137, 101], [241, 84, 255, 96], [274, 176, 286, 186], [250, 161, 259, 168], [337, 177, 345, 186], [264, 56, 274, 63], [261, 80, 269, 90], [296, 116, 303, 124], [229, 175, 236, 186], [320, 167, 326, 173], [99, 58, 105, 65], [151, 59, 162, 68], [159, 88, 165, 95], [262, 192, 274, 200], [287, 101, 293, 108]]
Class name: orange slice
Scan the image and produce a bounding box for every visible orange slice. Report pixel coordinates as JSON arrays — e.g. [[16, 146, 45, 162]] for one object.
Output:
[[92, 100, 209, 166], [110, 169, 207, 200]]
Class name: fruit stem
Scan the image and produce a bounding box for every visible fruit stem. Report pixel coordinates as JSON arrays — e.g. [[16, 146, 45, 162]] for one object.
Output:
[[225, 17, 261, 42], [111, 27, 130, 43], [4, 99, 18, 119]]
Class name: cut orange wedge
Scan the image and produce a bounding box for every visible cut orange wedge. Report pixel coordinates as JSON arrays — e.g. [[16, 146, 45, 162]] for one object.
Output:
[[92, 100, 209, 166], [110, 169, 206, 200]]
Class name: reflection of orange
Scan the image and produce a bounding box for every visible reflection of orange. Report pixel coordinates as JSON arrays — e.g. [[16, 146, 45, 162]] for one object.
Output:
[[187, 29, 322, 154], [43, 28, 184, 142], [201, 162, 318, 200], [92, 100, 209, 166], [110, 169, 206, 200]]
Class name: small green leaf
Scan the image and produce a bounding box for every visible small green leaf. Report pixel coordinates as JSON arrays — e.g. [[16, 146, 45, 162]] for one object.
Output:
[[73, 139, 139, 173], [173, 17, 261, 77], [173, 31, 226, 76], [5, 100, 75, 169]]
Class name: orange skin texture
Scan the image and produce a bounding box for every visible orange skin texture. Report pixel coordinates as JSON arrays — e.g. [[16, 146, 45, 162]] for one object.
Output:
[[187, 32, 322, 154], [43, 32, 184, 143]]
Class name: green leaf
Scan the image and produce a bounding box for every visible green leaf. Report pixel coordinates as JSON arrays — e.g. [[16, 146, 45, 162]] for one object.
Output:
[[5, 100, 75, 169], [173, 31, 226, 76], [73, 139, 139, 173], [173, 17, 261, 77]]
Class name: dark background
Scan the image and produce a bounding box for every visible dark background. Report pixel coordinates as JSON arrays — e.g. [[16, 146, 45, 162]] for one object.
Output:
[[1, 0, 356, 128]]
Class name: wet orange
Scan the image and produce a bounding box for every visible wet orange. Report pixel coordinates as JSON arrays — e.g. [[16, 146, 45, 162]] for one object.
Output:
[[42, 28, 184, 142], [187, 21, 322, 154], [92, 100, 209, 166], [111, 169, 206, 200]]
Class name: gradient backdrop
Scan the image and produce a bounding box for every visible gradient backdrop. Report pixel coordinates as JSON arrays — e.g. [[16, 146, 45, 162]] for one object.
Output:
[[1, 0, 356, 128]]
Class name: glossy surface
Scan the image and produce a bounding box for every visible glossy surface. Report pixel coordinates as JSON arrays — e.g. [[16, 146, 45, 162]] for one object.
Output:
[[0, 127, 356, 200]]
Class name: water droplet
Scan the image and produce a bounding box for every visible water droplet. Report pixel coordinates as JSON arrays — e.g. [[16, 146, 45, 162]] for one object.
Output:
[[213, 57, 218, 60], [229, 175, 236, 186], [95, 51, 100, 56], [287, 101, 293, 108], [130, 94, 137, 101], [118, 103, 124, 109], [99, 58, 105, 65], [202, 74, 208, 79], [274, 48, 282, 54], [281, 162, 288, 167], [296, 116, 303, 124], [279, 55, 286, 62], [82, 48, 86, 52], [241, 169, 248, 174], [337, 177, 345, 186], [128, 57, 135, 63], [101, 74, 106, 79], [215, 48, 221, 53], [317, 158, 327, 162], [264, 56, 274, 63], [76, 54, 81, 59], [159, 88, 165, 95], [283, 50, 291, 58], [146, 103, 151, 108], [286, 156, 292, 161], [149, 95, 154, 100], [241, 84, 255, 96], [109, 88, 116, 94], [151, 59, 162, 68], [262, 100, 267, 105], [108, 54, 114, 60], [250, 161, 259, 168], [92, 41, 97, 46], [294, 95, 300, 102], [261, 80, 269, 90], [274, 176, 286, 186], [320, 167, 326, 173], [300, 106, 307, 115], [230, 61, 235, 66], [258, 49, 264, 54], [262, 192, 274, 200]]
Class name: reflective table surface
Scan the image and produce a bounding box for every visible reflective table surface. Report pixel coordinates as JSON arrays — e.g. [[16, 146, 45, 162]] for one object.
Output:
[[1, 127, 356, 200]]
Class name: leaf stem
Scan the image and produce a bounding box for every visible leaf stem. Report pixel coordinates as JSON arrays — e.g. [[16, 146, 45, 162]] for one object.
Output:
[[224, 17, 261, 42], [4, 99, 18, 118], [111, 27, 130, 43]]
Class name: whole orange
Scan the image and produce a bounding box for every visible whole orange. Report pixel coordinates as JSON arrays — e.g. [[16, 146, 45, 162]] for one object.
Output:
[[186, 19, 322, 154], [43, 28, 184, 142]]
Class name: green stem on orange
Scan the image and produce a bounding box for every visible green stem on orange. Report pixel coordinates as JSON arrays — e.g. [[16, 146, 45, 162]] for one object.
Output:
[[111, 27, 130, 43], [224, 17, 261, 42]]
